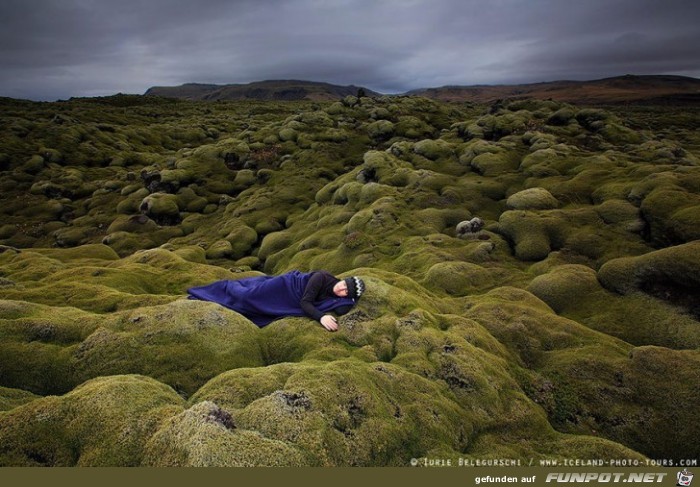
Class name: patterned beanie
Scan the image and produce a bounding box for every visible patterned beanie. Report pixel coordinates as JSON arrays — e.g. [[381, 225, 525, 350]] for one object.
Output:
[[344, 276, 365, 300]]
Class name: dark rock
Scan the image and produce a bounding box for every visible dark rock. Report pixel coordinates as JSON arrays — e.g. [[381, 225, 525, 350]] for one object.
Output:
[[456, 217, 484, 237], [205, 406, 236, 431], [131, 214, 151, 225], [275, 391, 312, 413], [28, 323, 57, 342], [224, 152, 245, 170], [140, 169, 176, 194], [357, 167, 378, 184]]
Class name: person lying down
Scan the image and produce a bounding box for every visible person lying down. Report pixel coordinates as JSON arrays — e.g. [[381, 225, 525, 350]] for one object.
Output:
[[187, 270, 365, 331]]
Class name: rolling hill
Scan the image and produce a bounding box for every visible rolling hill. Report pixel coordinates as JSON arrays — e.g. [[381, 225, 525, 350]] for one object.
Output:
[[145, 79, 380, 101], [146, 75, 700, 105], [408, 74, 700, 104]]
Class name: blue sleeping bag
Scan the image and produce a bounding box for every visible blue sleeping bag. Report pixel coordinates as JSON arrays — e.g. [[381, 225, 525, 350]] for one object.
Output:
[[187, 270, 356, 327]]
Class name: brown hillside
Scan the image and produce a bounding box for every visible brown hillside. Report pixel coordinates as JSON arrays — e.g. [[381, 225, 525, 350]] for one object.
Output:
[[410, 75, 700, 104], [145, 80, 379, 101]]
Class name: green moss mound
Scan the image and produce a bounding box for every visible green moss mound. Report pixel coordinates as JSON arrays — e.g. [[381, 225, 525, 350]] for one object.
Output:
[[506, 187, 559, 210], [527, 264, 600, 313], [143, 400, 306, 466], [0, 375, 184, 466], [598, 241, 700, 300], [0, 386, 40, 412]]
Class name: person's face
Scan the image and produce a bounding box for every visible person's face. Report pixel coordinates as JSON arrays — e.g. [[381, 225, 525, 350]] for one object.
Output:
[[333, 280, 349, 297]]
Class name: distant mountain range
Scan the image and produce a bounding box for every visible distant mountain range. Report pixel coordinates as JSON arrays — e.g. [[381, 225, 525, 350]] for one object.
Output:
[[145, 79, 380, 101], [145, 75, 700, 104], [407, 74, 700, 104]]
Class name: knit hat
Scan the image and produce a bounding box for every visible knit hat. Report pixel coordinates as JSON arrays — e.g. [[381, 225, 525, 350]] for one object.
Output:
[[344, 276, 365, 300]]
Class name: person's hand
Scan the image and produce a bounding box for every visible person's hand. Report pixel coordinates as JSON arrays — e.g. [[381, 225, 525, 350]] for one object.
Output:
[[320, 315, 338, 332]]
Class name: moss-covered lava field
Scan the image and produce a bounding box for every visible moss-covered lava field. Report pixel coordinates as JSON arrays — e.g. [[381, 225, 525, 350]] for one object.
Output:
[[0, 93, 698, 466]]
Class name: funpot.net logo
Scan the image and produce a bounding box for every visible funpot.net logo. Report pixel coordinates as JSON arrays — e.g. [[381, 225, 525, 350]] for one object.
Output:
[[677, 469, 694, 487]]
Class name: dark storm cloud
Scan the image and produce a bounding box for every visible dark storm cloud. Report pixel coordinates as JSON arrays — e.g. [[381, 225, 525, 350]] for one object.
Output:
[[1, 0, 698, 100]]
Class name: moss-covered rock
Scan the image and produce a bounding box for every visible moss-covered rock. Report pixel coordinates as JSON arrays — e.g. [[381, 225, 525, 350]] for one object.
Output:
[[413, 139, 453, 161], [470, 152, 519, 176], [0, 386, 40, 412], [0, 375, 184, 466], [107, 215, 159, 234], [575, 108, 609, 130], [640, 188, 700, 246], [506, 188, 559, 210], [102, 231, 157, 256], [176, 187, 208, 213], [258, 231, 293, 262], [278, 128, 298, 142], [395, 116, 435, 139], [598, 241, 700, 300], [535, 344, 700, 460], [547, 107, 576, 126], [366, 120, 395, 140], [359, 150, 413, 187], [53, 226, 94, 247], [191, 359, 473, 466], [22, 155, 46, 174], [140, 193, 181, 225], [527, 264, 600, 313], [0, 292, 264, 397], [205, 240, 235, 259], [424, 261, 495, 295], [221, 220, 258, 259], [497, 210, 559, 261], [595, 199, 644, 233], [142, 400, 306, 466]]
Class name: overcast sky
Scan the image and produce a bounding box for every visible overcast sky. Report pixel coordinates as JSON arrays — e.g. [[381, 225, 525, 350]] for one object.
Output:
[[1, 0, 699, 101]]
